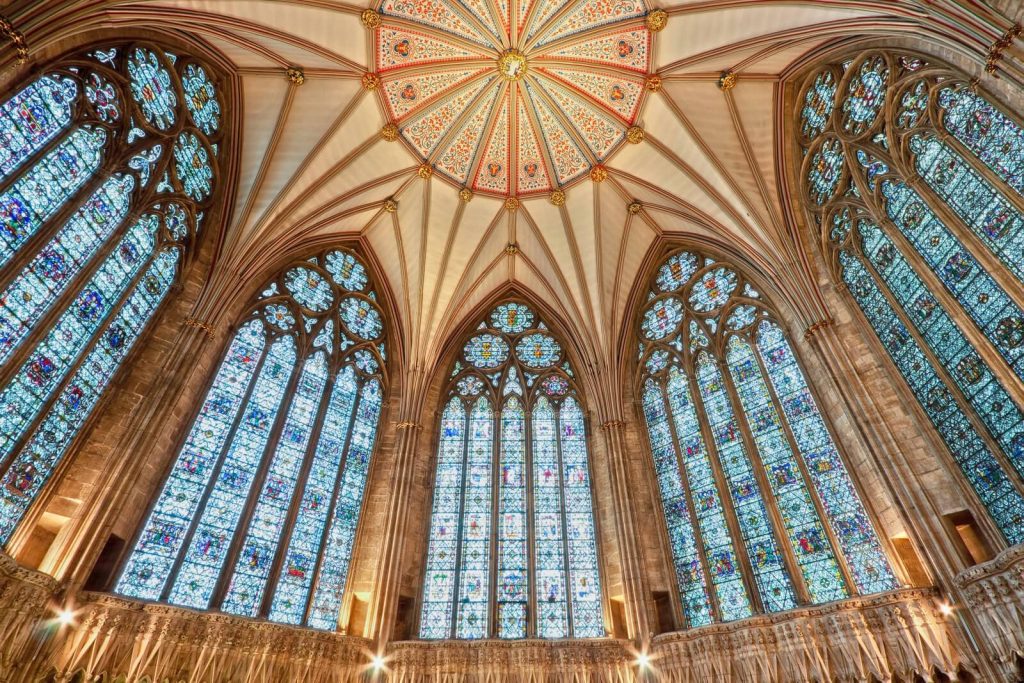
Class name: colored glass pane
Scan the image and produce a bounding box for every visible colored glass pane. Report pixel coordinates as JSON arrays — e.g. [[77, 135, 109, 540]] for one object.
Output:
[[490, 302, 534, 333], [0, 76, 78, 180], [455, 397, 493, 639], [515, 333, 560, 368], [807, 138, 843, 205], [117, 322, 266, 599], [533, 396, 568, 638], [464, 333, 509, 368], [284, 267, 334, 313], [325, 250, 369, 291], [182, 63, 221, 135], [939, 87, 1024, 194], [642, 297, 683, 340], [497, 397, 527, 638], [689, 268, 737, 312], [840, 56, 887, 135], [128, 48, 177, 130], [656, 251, 699, 292], [340, 297, 383, 340], [800, 70, 836, 140], [174, 132, 213, 201]]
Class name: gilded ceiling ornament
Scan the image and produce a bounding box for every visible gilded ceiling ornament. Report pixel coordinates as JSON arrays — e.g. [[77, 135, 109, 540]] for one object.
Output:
[[803, 318, 834, 340], [550, 189, 566, 206], [459, 188, 473, 202], [718, 70, 738, 90], [381, 123, 399, 141], [369, 0, 657, 198], [184, 317, 216, 339], [626, 126, 645, 144], [646, 9, 668, 32], [418, 164, 433, 179], [628, 201, 643, 215], [505, 197, 520, 211], [505, 242, 519, 254], [0, 14, 28, 66], [361, 8, 382, 29], [361, 72, 381, 90], [383, 198, 398, 213], [985, 23, 1022, 74], [286, 67, 305, 85], [646, 74, 663, 92], [590, 166, 608, 183]]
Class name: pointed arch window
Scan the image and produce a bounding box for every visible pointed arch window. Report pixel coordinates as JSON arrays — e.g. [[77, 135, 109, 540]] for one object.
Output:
[[637, 250, 897, 628], [116, 249, 387, 631], [0, 43, 222, 545], [419, 302, 604, 640], [799, 51, 1024, 543]]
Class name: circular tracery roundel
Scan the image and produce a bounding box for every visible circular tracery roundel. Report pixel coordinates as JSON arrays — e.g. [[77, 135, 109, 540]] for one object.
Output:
[[373, 0, 657, 197]]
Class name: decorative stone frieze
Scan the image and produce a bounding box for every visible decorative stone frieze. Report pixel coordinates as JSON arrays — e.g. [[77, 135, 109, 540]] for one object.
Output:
[[953, 543, 1024, 679]]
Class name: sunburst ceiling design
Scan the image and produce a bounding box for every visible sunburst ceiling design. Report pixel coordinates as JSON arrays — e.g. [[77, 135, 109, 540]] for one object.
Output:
[[372, 0, 659, 197]]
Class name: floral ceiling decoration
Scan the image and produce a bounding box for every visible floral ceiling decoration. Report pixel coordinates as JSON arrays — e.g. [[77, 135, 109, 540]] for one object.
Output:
[[370, 0, 660, 198]]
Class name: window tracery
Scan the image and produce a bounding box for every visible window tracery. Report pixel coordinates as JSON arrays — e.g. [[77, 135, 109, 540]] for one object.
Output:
[[419, 302, 604, 640], [637, 250, 897, 628], [0, 42, 222, 545], [117, 248, 386, 631], [799, 50, 1024, 543]]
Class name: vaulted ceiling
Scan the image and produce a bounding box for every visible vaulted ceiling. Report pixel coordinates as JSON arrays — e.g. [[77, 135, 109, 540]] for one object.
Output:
[[3, 0, 1013, 375]]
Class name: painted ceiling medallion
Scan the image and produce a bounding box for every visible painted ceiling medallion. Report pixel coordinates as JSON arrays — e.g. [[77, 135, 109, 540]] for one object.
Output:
[[374, 0, 656, 197]]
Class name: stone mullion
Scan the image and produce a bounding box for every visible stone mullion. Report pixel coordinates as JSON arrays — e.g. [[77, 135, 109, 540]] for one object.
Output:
[[0, 151, 175, 393], [300, 374, 366, 627], [716, 353, 812, 607], [553, 401, 575, 637], [447, 398, 473, 639], [748, 337, 858, 596], [856, 248, 1024, 524], [208, 349, 306, 609], [597, 414, 652, 640], [0, 246, 163, 479], [258, 368, 338, 619], [524, 399, 538, 639], [657, 380, 721, 626], [685, 362, 765, 615], [157, 336, 274, 601]]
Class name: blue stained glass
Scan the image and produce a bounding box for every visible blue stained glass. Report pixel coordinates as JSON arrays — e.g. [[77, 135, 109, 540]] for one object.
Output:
[[533, 396, 568, 639], [1, 248, 179, 542], [515, 333, 560, 368], [464, 333, 509, 368], [939, 86, 1024, 194], [455, 397, 493, 639], [642, 297, 683, 340], [857, 222, 1024, 487], [807, 138, 844, 205], [85, 72, 120, 123], [491, 302, 535, 333], [0, 76, 79, 180], [272, 365, 358, 625], [641, 379, 714, 626], [840, 252, 1024, 543], [908, 136, 1024, 284], [340, 297, 383, 341], [222, 353, 330, 617], [0, 216, 159, 465], [695, 353, 798, 613], [726, 336, 848, 604], [284, 267, 334, 312], [128, 48, 177, 130], [840, 56, 888, 135], [0, 127, 107, 268], [689, 268, 738, 312], [305, 377, 383, 630], [560, 398, 603, 638], [167, 337, 296, 609], [325, 251, 369, 291], [656, 252, 699, 292], [665, 366, 752, 621], [755, 321, 898, 594], [497, 397, 527, 638], [0, 174, 136, 364], [420, 398, 466, 639], [182, 63, 221, 135], [800, 70, 836, 140], [116, 322, 266, 600], [174, 132, 213, 201]]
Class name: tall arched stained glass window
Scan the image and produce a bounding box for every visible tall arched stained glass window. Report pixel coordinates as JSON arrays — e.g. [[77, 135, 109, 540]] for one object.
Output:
[[419, 302, 604, 640], [798, 50, 1024, 544], [116, 248, 387, 631], [0, 43, 223, 545], [637, 250, 898, 628]]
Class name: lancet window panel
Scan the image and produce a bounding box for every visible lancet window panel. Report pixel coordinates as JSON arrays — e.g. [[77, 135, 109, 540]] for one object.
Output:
[[798, 50, 1024, 544], [0, 42, 223, 546], [116, 248, 387, 632], [637, 249, 898, 629], [419, 302, 604, 640]]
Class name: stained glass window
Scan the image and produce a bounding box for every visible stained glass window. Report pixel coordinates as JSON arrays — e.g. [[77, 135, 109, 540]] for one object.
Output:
[[799, 50, 1024, 542], [638, 249, 898, 628], [117, 248, 388, 631], [419, 302, 605, 639], [0, 43, 223, 546]]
